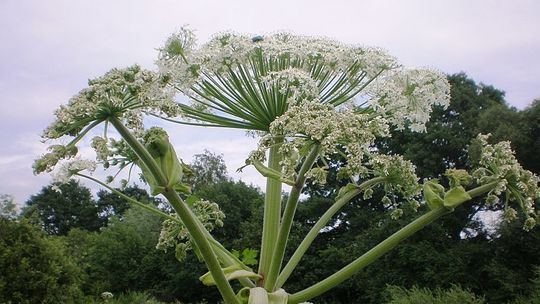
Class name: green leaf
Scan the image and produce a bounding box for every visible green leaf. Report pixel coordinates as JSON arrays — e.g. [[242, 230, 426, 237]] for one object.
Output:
[[443, 186, 472, 209], [184, 195, 200, 207], [241, 248, 259, 266], [138, 160, 165, 196], [199, 265, 261, 286], [174, 183, 192, 194], [423, 180, 445, 210]]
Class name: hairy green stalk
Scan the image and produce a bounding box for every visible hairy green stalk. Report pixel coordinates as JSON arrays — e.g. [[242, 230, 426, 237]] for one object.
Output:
[[276, 176, 386, 289], [109, 117, 239, 304], [287, 182, 498, 303], [265, 145, 320, 291], [258, 143, 283, 286]]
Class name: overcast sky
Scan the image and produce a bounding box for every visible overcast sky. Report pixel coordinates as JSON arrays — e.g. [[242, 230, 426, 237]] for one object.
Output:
[[1, 0, 539, 206]]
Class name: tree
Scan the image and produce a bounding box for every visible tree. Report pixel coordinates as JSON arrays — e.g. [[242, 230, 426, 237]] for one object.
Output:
[[0, 194, 17, 219], [24, 180, 102, 235], [190, 149, 229, 190], [0, 218, 84, 303], [96, 184, 162, 225], [516, 99, 540, 174], [67, 207, 163, 295]]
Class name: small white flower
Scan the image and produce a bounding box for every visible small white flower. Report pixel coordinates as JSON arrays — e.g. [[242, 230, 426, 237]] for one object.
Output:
[[52, 159, 97, 184], [472, 134, 540, 230], [368, 68, 451, 132]]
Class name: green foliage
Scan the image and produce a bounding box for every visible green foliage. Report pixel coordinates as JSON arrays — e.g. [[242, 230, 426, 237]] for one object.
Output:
[[0, 218, 84, 303], [189, 149, 228, 190], [515, 99, 540, 174], [0, 193, 17, 219], [384, 285, 485, 304], [231, 248, 259, 266], [96, 185, 162, 224], [195, 180, 264, 249], [89, 291, 167, 304], [23, 180, 103, 235], [71, 208, 164, 295], [510, 266, 540, 304]]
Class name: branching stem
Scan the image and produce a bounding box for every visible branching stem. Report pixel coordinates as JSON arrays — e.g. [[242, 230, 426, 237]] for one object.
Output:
[[265, 144, 320, 291]]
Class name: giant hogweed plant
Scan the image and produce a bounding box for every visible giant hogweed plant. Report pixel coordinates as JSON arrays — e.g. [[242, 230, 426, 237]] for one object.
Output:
[[35, 29, 540, 304]]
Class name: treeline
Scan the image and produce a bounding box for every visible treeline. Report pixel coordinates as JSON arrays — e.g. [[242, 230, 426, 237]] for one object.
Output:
[[1, 73, 539, 303]]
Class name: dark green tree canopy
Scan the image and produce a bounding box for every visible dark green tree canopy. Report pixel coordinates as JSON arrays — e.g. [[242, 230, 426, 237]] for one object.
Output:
[[23, 181, 102, 235], [0, 218, 83, 303]]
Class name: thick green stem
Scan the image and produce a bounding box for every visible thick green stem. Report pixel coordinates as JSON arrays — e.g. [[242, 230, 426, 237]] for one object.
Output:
[[108, 117, 239, 304], [258, 143, 283, 285], [288, 182, 498, 303], [276, 177, 385, 289], [265, 145, 320, 291]]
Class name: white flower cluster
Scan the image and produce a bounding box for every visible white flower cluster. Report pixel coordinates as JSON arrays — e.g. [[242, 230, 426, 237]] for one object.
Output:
[[251, 101, 389, 182], [472, 134, 540, 230], [33, 144, 78, 174], [91, 136, 110, 162], [261, 68, 320, 102], [368, 68, 451, 132], [368, 154, 421, 199], [158, 28, 451, 137], [158, 30, 397, 81], [156, 199, 225, 261], [100, 291, 114, 299], [51, 158, 97, 184], [157, 29, 399, 117], [361, 154, 421, 218], [42, 65, 179, 140], [35, 66, 181, 180]]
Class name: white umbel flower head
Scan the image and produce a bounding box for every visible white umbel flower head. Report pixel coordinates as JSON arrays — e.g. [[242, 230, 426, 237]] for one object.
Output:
[[42, 65, 179, 140], [368, 68, 451, 132], [157, 29, 400, 131]]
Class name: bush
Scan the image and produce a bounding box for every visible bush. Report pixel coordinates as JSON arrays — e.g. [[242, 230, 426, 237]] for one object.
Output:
[[0, 218, 84, 303], [384, 285, 485, 304]]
